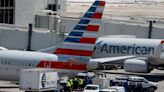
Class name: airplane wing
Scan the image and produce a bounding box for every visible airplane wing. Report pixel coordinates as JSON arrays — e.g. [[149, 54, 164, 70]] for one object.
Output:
[[90, 55, 135, 63]]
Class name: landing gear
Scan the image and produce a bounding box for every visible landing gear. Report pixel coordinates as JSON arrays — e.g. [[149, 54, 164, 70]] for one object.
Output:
[[147, 63, 154, 73]]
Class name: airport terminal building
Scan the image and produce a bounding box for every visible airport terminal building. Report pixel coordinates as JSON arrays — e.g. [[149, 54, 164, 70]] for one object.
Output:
[[0, 0, 66, 26]]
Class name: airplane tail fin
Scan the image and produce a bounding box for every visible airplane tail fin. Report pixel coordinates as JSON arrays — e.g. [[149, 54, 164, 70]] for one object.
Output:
[[54, 0, 106, 63]]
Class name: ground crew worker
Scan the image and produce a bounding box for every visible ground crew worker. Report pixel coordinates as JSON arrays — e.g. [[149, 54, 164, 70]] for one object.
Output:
[[73, 77, 78, 90], [78, 78, 84, 90], [66, 80, 71, 92], [69, 78, 73, 90]]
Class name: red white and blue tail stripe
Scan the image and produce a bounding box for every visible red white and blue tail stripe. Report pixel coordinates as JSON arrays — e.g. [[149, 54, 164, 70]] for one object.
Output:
[[54, 0, 106, 64]]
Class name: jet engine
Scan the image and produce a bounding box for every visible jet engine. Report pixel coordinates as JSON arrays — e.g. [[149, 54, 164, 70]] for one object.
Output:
[[87, 61, 98, 70], [124, 59, 153, 73]]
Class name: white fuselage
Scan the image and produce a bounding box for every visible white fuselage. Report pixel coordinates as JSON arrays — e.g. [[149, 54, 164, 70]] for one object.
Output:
[[0, 50, 96, 81], [0, 50, 88, 81], [0, 50, 58, 81], [93, 38, 164, 64]]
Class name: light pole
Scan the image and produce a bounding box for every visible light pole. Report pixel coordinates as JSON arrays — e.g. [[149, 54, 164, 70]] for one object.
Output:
[[148, 20, 156, 39]]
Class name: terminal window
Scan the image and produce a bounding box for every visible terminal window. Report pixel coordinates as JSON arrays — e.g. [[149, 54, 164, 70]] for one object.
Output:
[[48, 4, 56, 11], [0, 0, 14, 24]]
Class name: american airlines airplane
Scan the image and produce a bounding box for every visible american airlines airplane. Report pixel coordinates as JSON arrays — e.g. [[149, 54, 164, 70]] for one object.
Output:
[[92, 37, 164, 73], [0, 0, 106, 81], [42, 36, 164, 73]]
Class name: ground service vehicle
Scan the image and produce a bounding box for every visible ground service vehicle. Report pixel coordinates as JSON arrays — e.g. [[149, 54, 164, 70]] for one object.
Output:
[[114, 76, 157, 92], [99, 86, 125, 92], [83, 84, 100, 92], [20, 68, 59, 92], [128, 76, 157, 91]]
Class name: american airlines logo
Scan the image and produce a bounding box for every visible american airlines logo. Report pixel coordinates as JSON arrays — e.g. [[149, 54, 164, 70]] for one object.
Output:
[[94, 40, 103, 51], [100, 43, 155, 55]]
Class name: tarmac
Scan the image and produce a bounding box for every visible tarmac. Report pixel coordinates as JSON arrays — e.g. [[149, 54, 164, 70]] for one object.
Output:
[[0, 69, 163, 92], [102, 69, 164, 92], [67, 2, 164, 20]]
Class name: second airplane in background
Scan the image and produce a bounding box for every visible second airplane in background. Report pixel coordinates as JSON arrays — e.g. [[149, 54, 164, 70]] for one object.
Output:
[[92, 37, 164, 73], [42, 36, 164, 73]]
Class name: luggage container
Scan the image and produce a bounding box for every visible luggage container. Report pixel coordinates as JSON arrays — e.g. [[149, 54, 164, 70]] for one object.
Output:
[[20, 68, 59, 92]]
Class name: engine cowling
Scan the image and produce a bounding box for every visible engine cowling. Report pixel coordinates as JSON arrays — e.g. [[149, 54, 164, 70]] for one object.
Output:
[[87, 61, 98, 70], [124, 59, 153, 73]]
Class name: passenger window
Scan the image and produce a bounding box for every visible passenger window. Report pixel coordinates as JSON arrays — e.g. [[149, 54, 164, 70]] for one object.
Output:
[[8, 62, 10, 65], [29, 63, 31, 67]]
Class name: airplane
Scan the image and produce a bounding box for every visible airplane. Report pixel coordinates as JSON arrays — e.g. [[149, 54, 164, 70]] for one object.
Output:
[[0, 0, 106, 81], [40, 36, 164, 73], [91, 37, 164, 73]]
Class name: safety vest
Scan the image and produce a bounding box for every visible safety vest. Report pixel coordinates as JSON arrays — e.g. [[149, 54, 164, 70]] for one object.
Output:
[[66, 81, 71, 87], [70, 79, 73, 85], [79, 79, 83, 85]]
